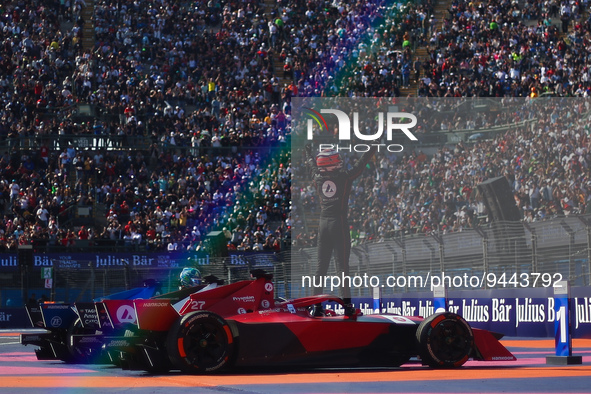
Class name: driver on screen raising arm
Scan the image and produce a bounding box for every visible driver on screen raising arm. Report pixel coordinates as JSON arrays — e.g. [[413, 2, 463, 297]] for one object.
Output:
[[306, 143, 377, 316]]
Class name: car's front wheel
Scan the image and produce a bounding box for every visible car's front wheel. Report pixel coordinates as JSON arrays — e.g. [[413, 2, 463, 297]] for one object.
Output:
[[416, 312, 474, 368]]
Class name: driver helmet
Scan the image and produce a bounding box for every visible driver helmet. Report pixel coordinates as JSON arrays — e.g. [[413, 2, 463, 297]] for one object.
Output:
[[316, 148, 342, 171], [179, 267, 202, 288]]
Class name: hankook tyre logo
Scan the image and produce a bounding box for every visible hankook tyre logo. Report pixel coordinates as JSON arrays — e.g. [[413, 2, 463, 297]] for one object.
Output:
[[322, 180, 337, 198], [116, 305, 136, 324], [264, 283, 274, 292]]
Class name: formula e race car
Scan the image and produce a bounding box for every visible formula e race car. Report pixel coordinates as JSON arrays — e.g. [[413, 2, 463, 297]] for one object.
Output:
[[161, 295, 516, 374], [69, 270, 275, 371]]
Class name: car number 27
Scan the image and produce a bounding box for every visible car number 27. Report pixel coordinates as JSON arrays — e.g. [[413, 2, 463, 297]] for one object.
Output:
[[190, 300, 206, 310]]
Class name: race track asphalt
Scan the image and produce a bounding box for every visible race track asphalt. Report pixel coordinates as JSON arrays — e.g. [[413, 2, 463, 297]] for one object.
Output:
[[1, 331, 590, 393]]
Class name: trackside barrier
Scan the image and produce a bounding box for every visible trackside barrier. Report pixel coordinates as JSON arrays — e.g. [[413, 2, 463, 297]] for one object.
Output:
[[350, 287, 591, 338], [546, 281, 582, 365], [0, 308, 30, 328]]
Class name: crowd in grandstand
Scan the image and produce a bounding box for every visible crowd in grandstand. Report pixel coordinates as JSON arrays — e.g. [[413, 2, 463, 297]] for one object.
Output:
[[413, 0, 590, 98], [0, 0, 591, 251], [0, 0, 292, 251]]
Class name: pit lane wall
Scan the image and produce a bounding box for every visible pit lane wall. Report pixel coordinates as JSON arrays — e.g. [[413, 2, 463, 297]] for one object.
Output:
[[345, 286, 591, 338]]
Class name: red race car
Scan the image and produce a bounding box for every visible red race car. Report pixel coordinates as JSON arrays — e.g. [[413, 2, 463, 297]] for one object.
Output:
[[164, 295, 516, 373]]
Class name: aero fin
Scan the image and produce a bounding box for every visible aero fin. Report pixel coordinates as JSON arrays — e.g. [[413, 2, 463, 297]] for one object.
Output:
[[473, 329, 516, 361]]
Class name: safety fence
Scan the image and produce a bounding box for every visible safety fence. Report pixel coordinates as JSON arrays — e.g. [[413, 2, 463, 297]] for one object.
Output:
[[2, 215, 591, 306], [290, 215, 591, 299], [0, 251, 291, 307]]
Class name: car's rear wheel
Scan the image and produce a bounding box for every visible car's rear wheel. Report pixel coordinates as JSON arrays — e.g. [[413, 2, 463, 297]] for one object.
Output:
[[166, 311, 234, 373], [416, 312, 473, 368], [64, 318, 96, 363]]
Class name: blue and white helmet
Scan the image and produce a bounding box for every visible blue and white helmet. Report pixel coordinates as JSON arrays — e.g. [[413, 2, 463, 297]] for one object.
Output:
[[179, 267, 202, 288]]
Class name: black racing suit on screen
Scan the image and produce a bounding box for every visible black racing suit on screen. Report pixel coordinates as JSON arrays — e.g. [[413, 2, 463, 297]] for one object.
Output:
[[307, 146, 377, 301]]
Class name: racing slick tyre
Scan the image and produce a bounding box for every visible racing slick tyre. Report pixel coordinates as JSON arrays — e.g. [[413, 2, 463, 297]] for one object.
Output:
[[416, 312, 474, 368], [166, 311, 234, 374], [64, 318, 96, 363]]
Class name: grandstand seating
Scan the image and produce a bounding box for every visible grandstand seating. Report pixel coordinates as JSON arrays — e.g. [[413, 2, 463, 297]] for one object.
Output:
[[0, 0, 590, 255]]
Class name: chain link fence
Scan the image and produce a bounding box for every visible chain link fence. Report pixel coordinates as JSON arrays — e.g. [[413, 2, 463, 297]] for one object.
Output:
[[290, 215, 591, 298], [0, 252, 291, 307], [2, 215, 590, 306]]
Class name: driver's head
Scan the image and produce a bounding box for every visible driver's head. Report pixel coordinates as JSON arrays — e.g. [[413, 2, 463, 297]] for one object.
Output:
[[316, 148, 342, 172], [179, 267, 202, 288]]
